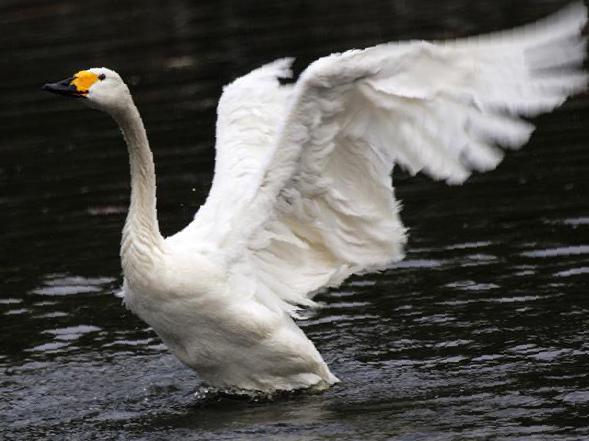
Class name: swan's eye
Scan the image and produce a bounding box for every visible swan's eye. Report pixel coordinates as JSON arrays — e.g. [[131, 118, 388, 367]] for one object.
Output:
[[98, 73, 106, 80]]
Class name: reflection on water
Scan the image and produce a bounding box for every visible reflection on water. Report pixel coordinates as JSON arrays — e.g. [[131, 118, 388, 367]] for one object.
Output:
[[32, 274, 116, 296], [1, 0, 588, 439]]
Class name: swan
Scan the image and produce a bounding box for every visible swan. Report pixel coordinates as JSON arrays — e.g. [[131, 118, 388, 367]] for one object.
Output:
[[43, 3, 587, 394]]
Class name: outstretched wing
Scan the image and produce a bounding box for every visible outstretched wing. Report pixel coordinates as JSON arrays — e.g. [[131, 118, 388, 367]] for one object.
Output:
[[183, 3, 587, 316], [171, 59, 295, 249]]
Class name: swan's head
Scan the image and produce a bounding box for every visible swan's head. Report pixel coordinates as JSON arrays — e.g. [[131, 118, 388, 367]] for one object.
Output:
[[43, 67, 131, 113]]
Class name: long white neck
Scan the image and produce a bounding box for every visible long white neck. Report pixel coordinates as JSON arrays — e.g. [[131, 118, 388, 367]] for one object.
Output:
[[113, 100, 165, 281]]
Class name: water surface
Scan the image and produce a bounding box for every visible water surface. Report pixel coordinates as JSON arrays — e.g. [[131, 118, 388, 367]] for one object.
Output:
[[1, 0, 588, 439]]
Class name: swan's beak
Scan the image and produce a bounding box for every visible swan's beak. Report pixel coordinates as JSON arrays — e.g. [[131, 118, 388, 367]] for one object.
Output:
[[42, 77, 86, 98]]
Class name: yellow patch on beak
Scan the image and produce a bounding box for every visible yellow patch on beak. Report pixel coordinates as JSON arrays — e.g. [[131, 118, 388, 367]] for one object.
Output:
[[70, 70, 99, 94]]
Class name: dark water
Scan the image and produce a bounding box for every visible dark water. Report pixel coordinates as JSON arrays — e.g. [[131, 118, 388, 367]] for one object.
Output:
[[2, 0, 589, 439]]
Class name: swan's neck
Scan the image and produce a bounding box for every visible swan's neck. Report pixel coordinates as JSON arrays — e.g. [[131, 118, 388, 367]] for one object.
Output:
[[114, 101, 165, 281]]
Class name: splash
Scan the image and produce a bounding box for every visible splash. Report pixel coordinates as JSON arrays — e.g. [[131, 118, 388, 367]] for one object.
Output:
[[192, 382, 330, 404]]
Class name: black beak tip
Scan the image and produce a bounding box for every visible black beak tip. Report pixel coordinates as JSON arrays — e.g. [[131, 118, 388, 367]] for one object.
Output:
[[41, 78, 83, 98]]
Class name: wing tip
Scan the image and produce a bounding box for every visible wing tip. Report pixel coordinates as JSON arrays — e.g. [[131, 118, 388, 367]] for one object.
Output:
[[558, 1, 588, 27], [530, 2, 588, 41], [445, 1, 588, 50], [527, 1, 587, 40]]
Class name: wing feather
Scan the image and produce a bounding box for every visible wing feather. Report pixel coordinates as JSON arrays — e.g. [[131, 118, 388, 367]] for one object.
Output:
[[184, 3, 587, 316], [169, 59, 294, 250]]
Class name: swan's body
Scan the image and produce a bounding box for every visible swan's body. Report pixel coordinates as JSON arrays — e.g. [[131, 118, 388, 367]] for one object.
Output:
[[44, 4, 587, 393]]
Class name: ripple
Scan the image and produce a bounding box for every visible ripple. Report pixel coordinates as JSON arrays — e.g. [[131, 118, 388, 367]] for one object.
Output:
[[329, 289, 360, 298], [25, 342, 70, 353], [43, 325, 102, 341], [490, 295, 541, 303], [555, 267, 589, 277], [4, 308, 29, 316], [304, 313, 380, 326], [521, 245, 589, 258], [423, 355, 468, 366], [434, 339, 473, 348], [559, 391, 589, 404], [472, 354, 504, 362], [346, 279, 376, 287], [33, 301, 58, 306], [508, 344, 540, 354], [86, 205, 127, 216], [326, 301, 371, 310], [164, 55, 196, 70], [392, 259, 443, 269], [0, 298, 22, 305], [30, 274, 116, 296], [445, 280, 500, 291], [531, 348, 577, 362], [103, 338, 156, 348], [414, 314, 456, 324], [514, 269, 535, 276], [445, 240, 493, 250], [562, 217, 589, 226], [33, 311, 68, 319]]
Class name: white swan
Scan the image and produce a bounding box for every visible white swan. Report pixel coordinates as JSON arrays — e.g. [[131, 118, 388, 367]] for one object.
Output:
[[43, 3, 587, 393]]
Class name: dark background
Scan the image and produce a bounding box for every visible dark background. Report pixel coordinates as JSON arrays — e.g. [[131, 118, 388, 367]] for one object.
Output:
[[1, 1, 588, 439]]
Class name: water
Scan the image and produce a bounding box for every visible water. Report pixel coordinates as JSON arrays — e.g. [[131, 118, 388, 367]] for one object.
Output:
[[1, 0, 588, 439]]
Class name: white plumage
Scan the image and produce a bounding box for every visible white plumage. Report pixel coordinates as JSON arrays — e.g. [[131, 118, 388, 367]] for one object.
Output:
[[44, 3, 587, 393]]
